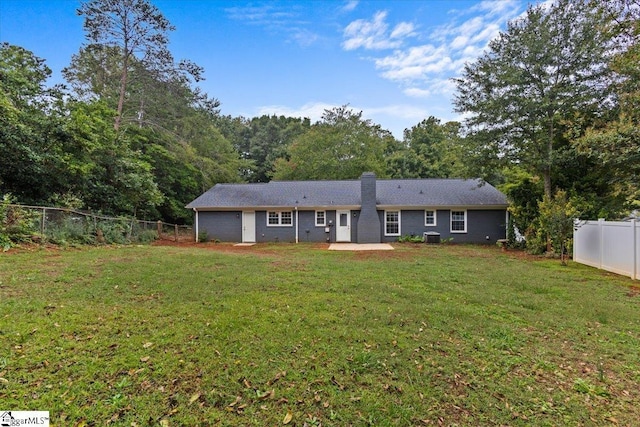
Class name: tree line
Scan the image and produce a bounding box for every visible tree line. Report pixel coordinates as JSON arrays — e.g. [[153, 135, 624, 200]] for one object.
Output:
[[1, 0, 637, 254]]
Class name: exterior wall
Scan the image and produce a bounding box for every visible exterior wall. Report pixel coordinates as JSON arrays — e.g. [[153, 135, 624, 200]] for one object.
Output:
[[254, 210, 339, 243], [379, 209, 506, 244], [198, 211, 242, 242], [198, 208, 506, 244], [255, 211, 296, 242], [462, 210, 507, 243], [298, 210, 334, 243]]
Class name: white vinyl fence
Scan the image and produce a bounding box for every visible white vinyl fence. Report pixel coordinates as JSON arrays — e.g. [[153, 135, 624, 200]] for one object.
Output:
[[573, 219, 639, 280]]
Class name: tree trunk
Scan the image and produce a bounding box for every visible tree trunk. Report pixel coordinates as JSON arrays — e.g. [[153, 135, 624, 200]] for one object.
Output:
[[115, 51, 129, 131], [545, 118, 554, 252]]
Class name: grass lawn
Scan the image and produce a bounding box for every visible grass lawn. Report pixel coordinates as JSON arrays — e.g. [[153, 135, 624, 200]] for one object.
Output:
[[1, 243, 639, 426]]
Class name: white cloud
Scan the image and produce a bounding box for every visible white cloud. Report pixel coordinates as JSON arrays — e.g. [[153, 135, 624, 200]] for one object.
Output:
[[290, 28, 320, 47], [342, 0, 526, 103], [403, 87, 431, 98], [342, 11, 415, 50], [256, 102, 339, 123], [374, 45, 454, 81], [224, 4, 318, 48], [390, 22, 416, 39], [341, 0, 359, 13]]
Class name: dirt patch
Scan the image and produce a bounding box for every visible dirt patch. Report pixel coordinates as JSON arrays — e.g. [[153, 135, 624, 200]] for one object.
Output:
[[152, 239, 329, 256], [626, 285, 640, 297]]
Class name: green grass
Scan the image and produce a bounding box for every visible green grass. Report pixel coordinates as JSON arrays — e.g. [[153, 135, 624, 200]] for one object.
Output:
[[1, 243, 639, 426]]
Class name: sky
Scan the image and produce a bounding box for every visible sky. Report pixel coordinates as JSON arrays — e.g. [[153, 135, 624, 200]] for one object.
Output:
[[0, 0, 535, 139]]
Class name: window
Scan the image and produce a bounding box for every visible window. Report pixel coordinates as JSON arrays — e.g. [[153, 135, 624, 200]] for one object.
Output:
[[385, 210, 400, 236], [315, 211, 326, 226], [267, 211, 293, 226], [425, 210, 436, 226], [450, 210, 466, 233]]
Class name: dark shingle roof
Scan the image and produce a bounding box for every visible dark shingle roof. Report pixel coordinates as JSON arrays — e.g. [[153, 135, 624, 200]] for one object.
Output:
[[186, 178, 508, 209]]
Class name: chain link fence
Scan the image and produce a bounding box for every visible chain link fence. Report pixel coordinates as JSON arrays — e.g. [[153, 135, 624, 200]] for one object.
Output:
[[3, 204, 192, 246]]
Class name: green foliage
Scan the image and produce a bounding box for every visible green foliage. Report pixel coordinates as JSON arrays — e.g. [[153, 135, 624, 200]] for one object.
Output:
[[536, 190, 579, 264], [575, 1, 640, 210], [45, 215, 93, 246], [0, 194, 38, 249], [454, 0, 614, 198], [77, 0, 181, 130], [387, 117, 464, 179], [64, 101, 164, 217], [397, 234, 424, 243], [0, 43, 69, 204], [223, 115, 311, 183], [272, 106, 391, 180], [197, 230, 208, 243], [500, 168, 544, 242]]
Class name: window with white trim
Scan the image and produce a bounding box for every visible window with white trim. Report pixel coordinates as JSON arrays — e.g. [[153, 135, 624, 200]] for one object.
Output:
[[267, 211, 293, 226], [450, 210, 467, 233], [385, 210, 400, 236], [425, 210, 436, 226], [315, 211, 326, 226]]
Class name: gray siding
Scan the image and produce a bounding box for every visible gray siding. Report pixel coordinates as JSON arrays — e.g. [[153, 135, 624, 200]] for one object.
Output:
[[255, 211, 295, 242], [298, 210, 333, 243], [378, 209, 506, 244], [197, 208, 506, 244], [198, 211, 242, 242]]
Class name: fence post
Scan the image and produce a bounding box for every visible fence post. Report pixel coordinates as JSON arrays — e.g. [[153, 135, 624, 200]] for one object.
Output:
[[598, 218, 605, 270], [174, 224, 178, 242], [573, 219, 577, 262], [41, 207, 46, 236], [157, 220, 162, 238], [633, 219, 637, 280]]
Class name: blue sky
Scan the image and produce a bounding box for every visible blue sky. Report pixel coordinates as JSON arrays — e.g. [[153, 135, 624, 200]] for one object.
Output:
[[0, 0, 533, 138]]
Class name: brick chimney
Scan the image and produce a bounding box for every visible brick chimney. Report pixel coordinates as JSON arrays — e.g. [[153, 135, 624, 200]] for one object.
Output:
[[357, 172, 381, 243]]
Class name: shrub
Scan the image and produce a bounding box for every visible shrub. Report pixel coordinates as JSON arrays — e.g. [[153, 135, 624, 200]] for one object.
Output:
[[0, 195, 39, 250], [397, 234, 424, 243]]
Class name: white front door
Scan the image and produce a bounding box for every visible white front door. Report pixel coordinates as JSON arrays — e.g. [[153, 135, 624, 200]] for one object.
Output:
[[242, 211, 256, 242], [336, 210, 351, 242]]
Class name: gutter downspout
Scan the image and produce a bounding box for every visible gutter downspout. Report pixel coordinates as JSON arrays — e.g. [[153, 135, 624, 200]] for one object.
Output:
[[295, 206, 299, 244], [193, 208, 199, 243]]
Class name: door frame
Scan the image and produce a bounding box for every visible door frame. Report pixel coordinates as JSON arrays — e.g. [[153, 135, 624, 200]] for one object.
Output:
[[242, 211, 256, 243], [336, 210, 351, 242]]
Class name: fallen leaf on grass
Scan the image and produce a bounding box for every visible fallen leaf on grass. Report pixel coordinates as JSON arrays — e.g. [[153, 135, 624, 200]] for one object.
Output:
[[143, 342, 153, 349], [189, 393, 201, 405], [228, 396, 242, 407], [268, 371, 287, 385], [159, 419, 169, 427], [257, 389, 274, 400], [140, 356, 150, 363], [283, 410, 293, 424]]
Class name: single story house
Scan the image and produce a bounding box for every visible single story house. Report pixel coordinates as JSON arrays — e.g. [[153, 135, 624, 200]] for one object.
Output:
[[185, 172, 509, 244]]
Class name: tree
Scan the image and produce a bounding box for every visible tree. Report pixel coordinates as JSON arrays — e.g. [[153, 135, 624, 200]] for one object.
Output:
[[272, 106, 392, 180], [0, 43, 69, 203], [386, 117, 464, 178], [577, 0, 640, 210], [77, 0, 203, 130], [64, 100, 163, 216], [537, 190, 579, 265], [223, 115, 311, 182], [453, 0, 615, 200]]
